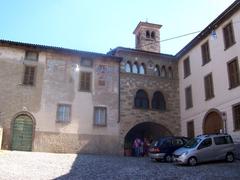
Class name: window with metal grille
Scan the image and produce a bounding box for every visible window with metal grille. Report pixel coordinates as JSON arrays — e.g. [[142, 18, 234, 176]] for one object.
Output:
[[79, 72, 91, 92], [134, 90, 149, 109], [201, 41, 211, 65], [233, 104, 240, 130], [183, 57, 191, 78], [223, 22, 235, 49], [94, 107, 107, 126], [185, 86, 193, 109], [227, 58, 240, 89], [23, 66, 36, 85], [204, 73, 215, 100], [56, 104, 71, 123]]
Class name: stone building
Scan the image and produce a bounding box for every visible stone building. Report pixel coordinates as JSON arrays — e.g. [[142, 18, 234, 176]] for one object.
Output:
[[0, 41, 121, 154], [108, 22, 180, 153]]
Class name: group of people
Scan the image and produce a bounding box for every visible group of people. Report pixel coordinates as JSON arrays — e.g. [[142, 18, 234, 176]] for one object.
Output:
[[132, 137, 151, 157]]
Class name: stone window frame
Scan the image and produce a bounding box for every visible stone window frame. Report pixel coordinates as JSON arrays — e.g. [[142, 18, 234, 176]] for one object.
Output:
[[134, 89, 149, 109], [56, 104, 72, 123], [151, 91, 166, 111], [93, 106, 107, 127], [79, 71, 92, 92], [22, 65, 37, 86], [204, 73, 215, 100]]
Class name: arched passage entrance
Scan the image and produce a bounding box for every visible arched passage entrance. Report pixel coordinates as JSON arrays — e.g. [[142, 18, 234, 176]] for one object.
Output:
[[203, 110, 223, 134], [124, 122, 172, 156], [11, 113, 35, 151]]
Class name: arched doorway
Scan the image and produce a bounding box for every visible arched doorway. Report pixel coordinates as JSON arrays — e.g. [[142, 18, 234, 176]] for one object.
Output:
[[124, 122, 172, 156], [203, 111, 223, 134], [11, 114, 34, 151]]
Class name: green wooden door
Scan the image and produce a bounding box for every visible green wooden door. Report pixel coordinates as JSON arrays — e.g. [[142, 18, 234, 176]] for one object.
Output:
[[12, 115, 33, 151]]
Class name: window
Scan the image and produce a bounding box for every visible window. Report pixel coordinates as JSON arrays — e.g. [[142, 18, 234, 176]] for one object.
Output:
[[204, 73, 214, 100], [139, 63, 146, 74], [183, 57, 191, 78], [198, 138, 212, 149], [23, 66, 36, 85], [161, 66, 166, 77], [227, 58, 240, 89], [125, 61, 132, 73], [80, 57, 93, 67], [134, 90, 149, 109], [146, 30, 150, 38], [151, 31, 155, 39], [233, 103, 240, 130], [132, 62, 139, 74], [56, 104, 71, 123], [201, 41, 211, 65], [187, 121, 195, 138], [214, 136, 233, 145], [25, 51, 38, 61], [154, 65, 160, 76], [223, 22, 235, 49], [94, 107, 107, 126], [185, 86, 193, 109], [79, 72, 91, 91], [151, 91, 166, 111], [168, 67, 173, 79]]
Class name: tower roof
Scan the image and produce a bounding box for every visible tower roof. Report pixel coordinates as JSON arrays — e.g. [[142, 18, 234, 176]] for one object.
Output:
[[133, 21, 162, 34]]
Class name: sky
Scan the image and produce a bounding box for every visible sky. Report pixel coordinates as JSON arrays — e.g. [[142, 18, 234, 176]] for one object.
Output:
[[0, 0, 236, 55]]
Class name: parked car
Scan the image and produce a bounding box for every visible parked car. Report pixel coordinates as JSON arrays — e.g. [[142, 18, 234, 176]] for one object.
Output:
[[148, 136, 189, 162], [173, 133, 236, 166]]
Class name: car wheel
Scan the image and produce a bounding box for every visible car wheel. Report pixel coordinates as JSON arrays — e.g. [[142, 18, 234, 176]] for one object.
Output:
[[165, 155, 172, 162], [188, 157, 197, 166], [226, 153, 234, 163]]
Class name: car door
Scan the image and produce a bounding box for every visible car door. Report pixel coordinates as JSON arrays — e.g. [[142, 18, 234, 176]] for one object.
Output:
[[195, 138, 214, 163]]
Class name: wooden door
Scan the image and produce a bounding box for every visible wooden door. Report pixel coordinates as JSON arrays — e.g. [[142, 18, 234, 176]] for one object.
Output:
[[187, 121, 195, 138], [203, 112, 223, 134], [12, 115, 33, 151]]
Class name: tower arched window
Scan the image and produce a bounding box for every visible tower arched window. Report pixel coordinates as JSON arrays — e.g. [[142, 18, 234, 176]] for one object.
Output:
[[161, 66, 166, 77], [151, 31, 155, 39], [168, 67, 173, 79], [146, 30, 150, 38], [151, 91, 166, 111], [132, 62, 139, 74], [139, 63, 146, 75], [154, 65, 160, 76], [134, 89, 149, 109], [125, 61, 132, 73]]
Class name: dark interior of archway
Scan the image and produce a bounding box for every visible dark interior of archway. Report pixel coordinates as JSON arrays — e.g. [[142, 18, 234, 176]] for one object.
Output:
[[124, 122, 172, 149]]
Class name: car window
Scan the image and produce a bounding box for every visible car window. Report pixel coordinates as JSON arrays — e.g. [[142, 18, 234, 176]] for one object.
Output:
[[214, 136, 233, 145], [184, 137, 201, 148], [198, 138, 212, 149], [172, 138, 184, 146]]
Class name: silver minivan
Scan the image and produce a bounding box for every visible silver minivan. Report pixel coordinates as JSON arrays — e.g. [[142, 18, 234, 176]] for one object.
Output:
[[173, 134, 236, 166]]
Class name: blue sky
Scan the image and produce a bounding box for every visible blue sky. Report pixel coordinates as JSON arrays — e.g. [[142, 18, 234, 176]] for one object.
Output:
[[0, 0, 235, 55]]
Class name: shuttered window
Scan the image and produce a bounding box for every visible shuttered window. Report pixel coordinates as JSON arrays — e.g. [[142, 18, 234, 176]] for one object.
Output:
[[185, 86, 193, 109], [227, 58, 240, 89], [204, 73, 214, 100], [223, 22, 235, 49], [201, 41, 211, 65], [57, 104, 71, 123], [183, 57, 191, 78], [94, 107, 107, 126], [233, 104, 240, 130], [79, 72, 91, 91], [23, 66, 36, 86]]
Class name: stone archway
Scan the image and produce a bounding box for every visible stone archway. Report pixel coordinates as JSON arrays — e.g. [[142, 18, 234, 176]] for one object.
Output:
[[124, 122, 172, 156], [203, 110, 223, 134], [11, 112, 35, 151]]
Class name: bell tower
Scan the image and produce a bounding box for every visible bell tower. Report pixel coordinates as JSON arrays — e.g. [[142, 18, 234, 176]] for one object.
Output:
[[133, 22, 162, 53]]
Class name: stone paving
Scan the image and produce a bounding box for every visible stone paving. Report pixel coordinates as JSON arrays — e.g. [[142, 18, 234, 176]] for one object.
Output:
[[0, 151, 239, 180]]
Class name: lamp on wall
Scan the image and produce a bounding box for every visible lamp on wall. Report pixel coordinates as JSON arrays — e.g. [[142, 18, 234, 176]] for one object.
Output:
[[211, 30, 217, 40]]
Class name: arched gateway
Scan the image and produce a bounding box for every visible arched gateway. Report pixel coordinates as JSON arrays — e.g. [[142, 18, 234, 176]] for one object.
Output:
[[203, 110, 223, 134], [124, 122, 172, 156], [11, 113, 35, 151]]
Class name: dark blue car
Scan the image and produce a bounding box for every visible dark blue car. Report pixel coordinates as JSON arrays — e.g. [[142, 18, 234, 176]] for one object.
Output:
[[149, 136, 189, 162]]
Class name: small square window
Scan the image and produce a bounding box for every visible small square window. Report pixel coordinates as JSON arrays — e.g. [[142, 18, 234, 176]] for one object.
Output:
[[94, 107, 107, 126], [56, 104, 71, 123], [80, 58, 93, 67], [25, 51, 38, 61]]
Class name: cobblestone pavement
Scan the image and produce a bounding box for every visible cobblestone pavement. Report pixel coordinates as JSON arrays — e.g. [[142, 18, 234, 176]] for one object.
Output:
[[0, 151, 240, 180]]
